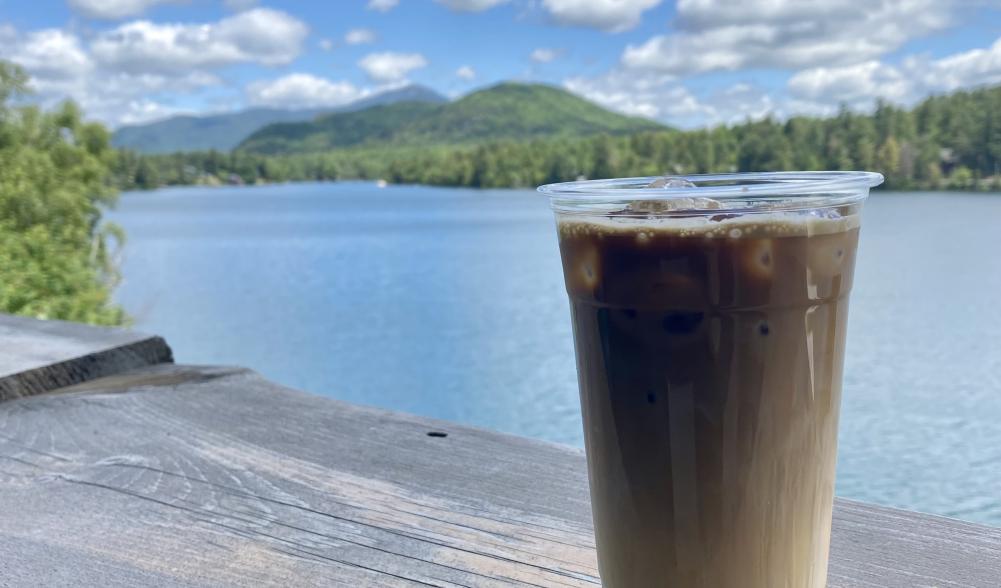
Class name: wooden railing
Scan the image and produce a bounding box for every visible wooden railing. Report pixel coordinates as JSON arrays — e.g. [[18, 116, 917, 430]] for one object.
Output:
[[0, 314, 998, 586]]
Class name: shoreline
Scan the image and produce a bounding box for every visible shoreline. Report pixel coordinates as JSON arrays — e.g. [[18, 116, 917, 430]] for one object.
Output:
[[118, 177, 1001, 195]]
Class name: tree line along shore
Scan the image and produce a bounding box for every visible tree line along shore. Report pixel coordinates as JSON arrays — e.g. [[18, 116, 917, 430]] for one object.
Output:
[[115, 84, 1001, 193]]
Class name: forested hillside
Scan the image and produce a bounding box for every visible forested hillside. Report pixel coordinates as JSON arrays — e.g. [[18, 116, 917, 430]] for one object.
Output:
[[237, 82, 666, 154], [119, 83, 1001, 192], [112, 84, 447, 153]]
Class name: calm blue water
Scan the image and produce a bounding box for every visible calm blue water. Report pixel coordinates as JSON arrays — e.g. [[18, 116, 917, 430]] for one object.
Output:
[[110, 183, 1001, 527]]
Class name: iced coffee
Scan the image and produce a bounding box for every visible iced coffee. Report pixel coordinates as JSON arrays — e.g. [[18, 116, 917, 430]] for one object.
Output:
[[544, 173, 882, 588]]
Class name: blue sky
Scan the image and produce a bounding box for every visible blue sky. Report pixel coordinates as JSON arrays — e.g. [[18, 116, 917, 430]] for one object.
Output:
[[2, 0, 1000, 128]]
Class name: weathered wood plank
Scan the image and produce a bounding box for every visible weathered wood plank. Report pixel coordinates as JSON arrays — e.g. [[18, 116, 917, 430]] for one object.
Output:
[[1, 363, 999, 587], [0, 313, 173, 402]]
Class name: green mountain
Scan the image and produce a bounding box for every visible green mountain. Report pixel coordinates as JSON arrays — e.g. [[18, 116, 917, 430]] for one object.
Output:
[[119, 82, 1001, 193], [112, 108, 326, 154], [112, 85, 447, 154], [238, 102, 441, 155], [238, 82, 666, 155]]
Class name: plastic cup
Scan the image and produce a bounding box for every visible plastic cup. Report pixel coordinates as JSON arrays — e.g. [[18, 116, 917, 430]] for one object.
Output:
[[540, 172, 883, 587]]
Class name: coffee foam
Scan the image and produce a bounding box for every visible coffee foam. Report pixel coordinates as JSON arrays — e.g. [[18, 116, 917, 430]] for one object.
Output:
[[558, 210, 859, 240]]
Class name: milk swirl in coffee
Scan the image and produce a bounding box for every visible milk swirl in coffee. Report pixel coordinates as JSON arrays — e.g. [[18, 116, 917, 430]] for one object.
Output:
[[557, 203, 860, 587]]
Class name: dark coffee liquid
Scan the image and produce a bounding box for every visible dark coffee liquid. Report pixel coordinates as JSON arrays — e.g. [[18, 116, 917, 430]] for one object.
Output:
[[558, 213, 859, 587]]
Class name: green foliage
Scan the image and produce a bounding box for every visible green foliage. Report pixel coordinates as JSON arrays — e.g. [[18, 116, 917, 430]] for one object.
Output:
[[238, 82, 666, 154], [112, 85, 447, 154], [948, 165, 975, 189], [241, 102, 441, 155], [119, 83, 1001, 193], [0, 61, 125, 325], [399, 83, 666, 143]]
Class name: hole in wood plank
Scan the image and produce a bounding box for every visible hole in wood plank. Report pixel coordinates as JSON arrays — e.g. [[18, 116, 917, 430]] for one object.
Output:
[[427, 431, 448, 438]]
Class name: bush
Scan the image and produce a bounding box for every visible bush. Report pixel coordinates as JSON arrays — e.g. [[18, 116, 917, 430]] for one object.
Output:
[[0, 61, 125, 325]]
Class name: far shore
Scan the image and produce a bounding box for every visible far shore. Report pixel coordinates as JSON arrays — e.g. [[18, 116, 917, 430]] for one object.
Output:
[[119, 177, 1001, 195]]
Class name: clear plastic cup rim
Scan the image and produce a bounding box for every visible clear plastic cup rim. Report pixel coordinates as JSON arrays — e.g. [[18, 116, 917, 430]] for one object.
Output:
[[539, 171, 884, 214]]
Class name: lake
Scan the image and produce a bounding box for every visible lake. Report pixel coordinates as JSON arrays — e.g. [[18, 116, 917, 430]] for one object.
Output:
[[110, 182, 1001, 527]]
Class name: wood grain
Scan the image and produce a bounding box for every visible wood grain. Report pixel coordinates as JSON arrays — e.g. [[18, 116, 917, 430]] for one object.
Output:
[[1, 363, 999, 587], [0, 314, 173, 402]]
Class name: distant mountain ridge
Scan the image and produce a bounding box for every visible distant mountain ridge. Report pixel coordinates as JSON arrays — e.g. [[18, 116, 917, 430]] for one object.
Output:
[[238, 82, 667, 155], [116, 82, 1001, 194], [111, 85, 447, 154]]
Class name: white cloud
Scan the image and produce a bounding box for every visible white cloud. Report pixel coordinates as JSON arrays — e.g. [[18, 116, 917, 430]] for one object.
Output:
[[703, 83, 778, 124], [358, 52, 428, 82], [788, 61, 909, 107], [367, 0, 398, 12], [623, 0, 953, 75], [318, 38, 334, 51], [90, 8, 308, 74], [3, 29, 93, 84], [564, 0, 996, 127], [542, 0, 661, 33], [789, 37, 1001, 111], [676, 0, 851, 30], [344, 28, 376, 45], [910, 36, 1001, 94], [0, 12, 309, 127], [435, 0, 508, 11], [530, 48, 559, 63], [0, 25, 223, 126], [564, 66, 788, 128], [114, 99, 185, 126], [456, 65, 476, 80], [224, 0, 259, 10], [570, 34, 1001, 128], [60, 70, 219, 126], [565, 69, 708, 122], [68, 0, 184, 20], [246, 74, 368, 109]]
